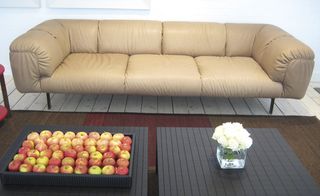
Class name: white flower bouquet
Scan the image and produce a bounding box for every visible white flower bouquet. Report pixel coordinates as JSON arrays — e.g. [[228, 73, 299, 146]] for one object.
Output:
[[212, 122, 252, 151]]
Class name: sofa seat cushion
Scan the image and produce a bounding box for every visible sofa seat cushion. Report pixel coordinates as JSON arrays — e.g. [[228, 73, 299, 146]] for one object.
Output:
[[196, 56, 283, 97], [41, 53, 128, 93], [126, 54, 201, 96]]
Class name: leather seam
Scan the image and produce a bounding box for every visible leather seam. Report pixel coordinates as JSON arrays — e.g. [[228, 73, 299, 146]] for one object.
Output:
[[251, 24, 267, 57]]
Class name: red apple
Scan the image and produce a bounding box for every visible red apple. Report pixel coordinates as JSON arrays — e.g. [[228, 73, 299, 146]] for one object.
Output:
[[64, 131, 75, 140], [74, 165, 88, 174], [49, 144, 60, 151], [89, 132, 100, 140], [101, 165, 115, 175], [8, 160, 22, 171], [34, 137, 46, 145], [19, 163, 32, 172], [52, 130, 64, 138], [62, 157, 75, 167], [27, 149, 40, 158], [109, 139, 121, 147], [24, 157, 36, 166], [72, 145, 83, 153], [103, 151, 116, 159], [84, 138, 96, 146], [39, 149, 53, 158], [102, 158, 115, 166], [75, 158, 88, 166], [90, 151, 103, 160], [60, 165, 73, 174], [97, 145, 108, 153], [100, 132, 113, 140], [18, 146, 31, 155], [121, 136, 132, 145], [59, 137, 72, 146], [47, 137, 59, 146], [60, 144, 72, 152], [46, 165, 59, 173], [32, 164, 46, 173], [13, 154, 26, 162], [40, 130, 52, 139], [110, 145, 121, 155], [52, 150, 64, 160], [76, 132, 88, 140], [116, 166, 129, 175], [77, 151, 89, 159], [85, 145, 96, 153], [116, 158, 129, 168], [71, 138, 83, 147], [88, 158, 102, 167], [27, 132, 39, 141], [96, 139, 109, 146], [120, 143, 131, 152], [64, 149, 77, 159], [36, 156, 49, 166], [113, 133, 124, 141], [48, 157, 61, 166], [35, 142, 48, 152], [88, 166, 101, 175], [22, 140, 35, 149], [119, 150, 130, 160]]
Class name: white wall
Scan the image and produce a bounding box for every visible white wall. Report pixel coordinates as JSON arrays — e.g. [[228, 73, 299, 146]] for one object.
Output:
[[1, 0, 320, 81]]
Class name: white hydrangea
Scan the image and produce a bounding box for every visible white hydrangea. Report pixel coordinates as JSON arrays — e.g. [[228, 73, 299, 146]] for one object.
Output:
[[212, 122, 253, 151]]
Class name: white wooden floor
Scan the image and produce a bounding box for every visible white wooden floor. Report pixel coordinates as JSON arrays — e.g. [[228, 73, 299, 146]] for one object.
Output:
[[2, 76, 320, 119]]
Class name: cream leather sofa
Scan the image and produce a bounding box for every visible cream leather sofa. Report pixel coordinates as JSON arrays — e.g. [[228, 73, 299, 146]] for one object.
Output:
[[10, 20, 314, 113]]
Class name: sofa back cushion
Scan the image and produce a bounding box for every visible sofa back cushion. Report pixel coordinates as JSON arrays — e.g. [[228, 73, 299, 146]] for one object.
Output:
[[162, 22, 226, 57], [98, 20, 162, 55], [226, 23, 264, 57], [60, 20, 99, 53]]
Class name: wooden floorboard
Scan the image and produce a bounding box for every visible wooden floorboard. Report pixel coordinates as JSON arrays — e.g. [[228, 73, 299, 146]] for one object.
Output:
[[12, 93, 40, 110], [92, 94, 112, 112], [258, 98, 283, 116], [125, 95, 142, 113], [108, 95, 127, 113], [172, 97, 188, 114], [157, 96, 173, 114], [142, 96, 157, 113], [186, 97, 204, 114], [59, 94, 82, 112], [201, 97, 221, 115], [244, 98, 268, 115], [28, 93, 50, 111], [3, 80, 319, 117], [216, 98, 235, 115], [229, 98, 252, 115], [75, 95, 97, 112]]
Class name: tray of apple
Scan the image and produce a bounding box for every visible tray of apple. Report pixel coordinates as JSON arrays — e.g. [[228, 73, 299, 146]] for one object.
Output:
[[0, 125, 135, 188]]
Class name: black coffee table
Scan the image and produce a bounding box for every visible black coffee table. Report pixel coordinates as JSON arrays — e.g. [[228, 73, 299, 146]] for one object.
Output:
[[157, 127, 320, 196], [0, 125, 148, 196]]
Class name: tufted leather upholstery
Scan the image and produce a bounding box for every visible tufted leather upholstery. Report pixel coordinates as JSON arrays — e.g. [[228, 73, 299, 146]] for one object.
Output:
[[10, 19, 314, 99]]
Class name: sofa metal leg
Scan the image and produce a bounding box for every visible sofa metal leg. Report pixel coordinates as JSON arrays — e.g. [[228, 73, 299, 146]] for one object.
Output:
[[269, 98, 275, 114], [46, 93, 51, 110]]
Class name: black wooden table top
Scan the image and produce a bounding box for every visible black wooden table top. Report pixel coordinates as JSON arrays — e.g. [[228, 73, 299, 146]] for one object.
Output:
[[0, 125, 148, 196], [157, 127, 320, 196]]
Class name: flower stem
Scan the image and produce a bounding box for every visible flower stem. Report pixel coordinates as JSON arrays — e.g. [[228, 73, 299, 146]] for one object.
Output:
[[224, 148, 235, 160]]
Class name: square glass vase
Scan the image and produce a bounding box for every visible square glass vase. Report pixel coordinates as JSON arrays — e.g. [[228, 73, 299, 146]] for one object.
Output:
[[216, 144, 247, 169]]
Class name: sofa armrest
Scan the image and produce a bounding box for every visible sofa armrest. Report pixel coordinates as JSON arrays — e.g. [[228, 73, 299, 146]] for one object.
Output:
[[10, 20, 70, 92], [253, 25, 314, 98]]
